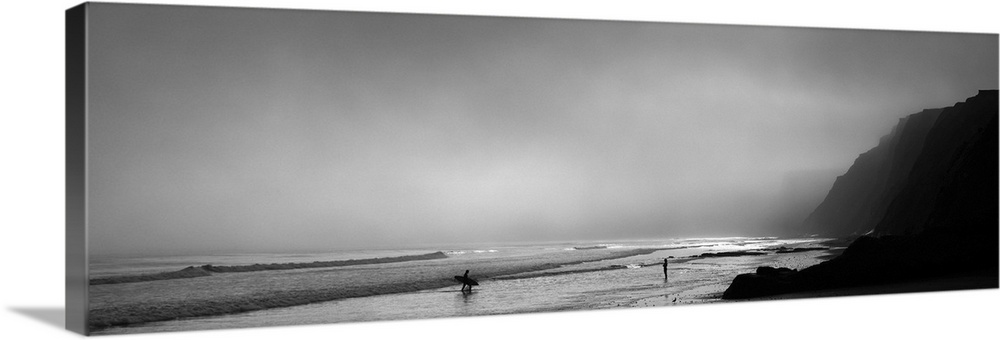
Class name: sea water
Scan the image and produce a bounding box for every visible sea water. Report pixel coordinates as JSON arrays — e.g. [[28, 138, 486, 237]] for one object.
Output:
[[91, 237, 833, 334]]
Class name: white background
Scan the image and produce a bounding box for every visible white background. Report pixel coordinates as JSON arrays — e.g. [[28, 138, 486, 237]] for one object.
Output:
[[1, 1, 997, 339]]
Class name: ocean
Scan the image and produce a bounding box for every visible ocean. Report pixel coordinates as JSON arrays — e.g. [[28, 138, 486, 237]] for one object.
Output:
[[89, 237, 834, 334]]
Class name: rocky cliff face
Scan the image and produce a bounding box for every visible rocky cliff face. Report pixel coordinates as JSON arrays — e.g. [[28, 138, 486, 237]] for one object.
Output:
[[803, 90, 996, 237], [724, 90, 998, 299], [874, 91, 997, 237]]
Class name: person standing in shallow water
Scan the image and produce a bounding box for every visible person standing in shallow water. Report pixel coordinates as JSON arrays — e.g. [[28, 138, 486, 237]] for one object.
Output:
[[461, 270, 471, 291], [662, 259, 668, 280]]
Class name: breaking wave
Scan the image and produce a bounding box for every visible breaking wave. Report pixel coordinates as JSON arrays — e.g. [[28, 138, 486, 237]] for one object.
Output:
[[90, 251, 449, 285]]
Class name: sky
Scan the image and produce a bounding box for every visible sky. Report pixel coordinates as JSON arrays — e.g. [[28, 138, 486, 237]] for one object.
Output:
[[84, 3, 998, 256]]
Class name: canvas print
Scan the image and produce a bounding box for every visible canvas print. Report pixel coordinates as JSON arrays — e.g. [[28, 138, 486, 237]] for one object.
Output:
[[66, 2, 998, 335]]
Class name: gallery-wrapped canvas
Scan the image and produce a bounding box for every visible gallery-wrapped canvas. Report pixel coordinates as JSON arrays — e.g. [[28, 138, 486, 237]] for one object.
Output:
[[66, 2, 998, 336]]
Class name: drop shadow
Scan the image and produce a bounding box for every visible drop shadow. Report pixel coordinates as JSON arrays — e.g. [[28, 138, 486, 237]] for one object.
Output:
[[9, 307, 65, 330]]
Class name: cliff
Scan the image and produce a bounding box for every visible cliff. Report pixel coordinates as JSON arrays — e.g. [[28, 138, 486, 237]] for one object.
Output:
[[804, 90, 996, 238], [802, 109, 943, 236], [875, 91, 998, 237], [724, 90, 998, 299]]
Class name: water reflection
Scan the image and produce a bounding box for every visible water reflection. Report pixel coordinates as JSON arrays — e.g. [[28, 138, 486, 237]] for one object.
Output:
[[459, 290, 477, 303]]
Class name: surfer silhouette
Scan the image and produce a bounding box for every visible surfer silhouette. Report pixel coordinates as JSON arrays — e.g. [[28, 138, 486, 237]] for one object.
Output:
[[662, 259, 669, 280], [455, 270, 479, 291]]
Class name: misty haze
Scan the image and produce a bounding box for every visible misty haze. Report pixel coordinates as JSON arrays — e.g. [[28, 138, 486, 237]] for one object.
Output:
[[76, 3, 998, 335], [87, 6, 996, 256]]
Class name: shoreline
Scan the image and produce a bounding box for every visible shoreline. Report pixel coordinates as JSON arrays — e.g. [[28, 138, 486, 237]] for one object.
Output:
[[87, 246, 673, 331], [95, 237, 976, 333]]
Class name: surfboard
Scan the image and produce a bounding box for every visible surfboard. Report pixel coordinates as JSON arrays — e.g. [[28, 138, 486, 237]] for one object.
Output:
[[454, 276, 479, 286]]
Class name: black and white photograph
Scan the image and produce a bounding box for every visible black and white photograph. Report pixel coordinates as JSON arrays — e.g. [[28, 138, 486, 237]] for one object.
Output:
[[3, 1, 999, 339]]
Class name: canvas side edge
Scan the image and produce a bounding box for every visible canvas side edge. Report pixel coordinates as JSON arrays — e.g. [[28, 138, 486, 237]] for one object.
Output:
[[66, 2, 89, 336]]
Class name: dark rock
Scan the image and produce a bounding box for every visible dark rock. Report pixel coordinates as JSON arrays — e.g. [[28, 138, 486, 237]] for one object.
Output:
[[756, 266, 796, 276], [723, 267, 800, 299], [697, 251, 768, 258], [723, 273, 793, 299], [772, 247, 828, 253]]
